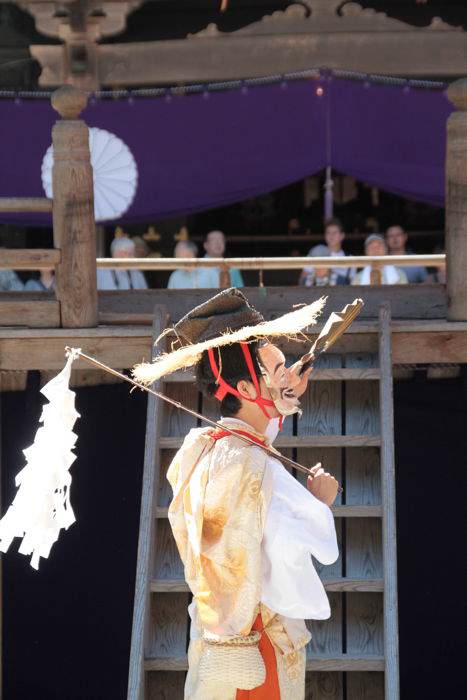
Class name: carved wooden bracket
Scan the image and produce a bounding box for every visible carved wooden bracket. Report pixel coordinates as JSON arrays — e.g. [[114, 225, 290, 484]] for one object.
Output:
[[19, 1, 142, 89], [18, 1, 142, 40], [190, 0, 462, 38]]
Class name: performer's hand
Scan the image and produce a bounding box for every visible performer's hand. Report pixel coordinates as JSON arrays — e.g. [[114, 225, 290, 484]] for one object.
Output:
[[307, 463, 339, 506]]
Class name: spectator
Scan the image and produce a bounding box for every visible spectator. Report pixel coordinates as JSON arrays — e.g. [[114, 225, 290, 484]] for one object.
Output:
[[0, 268, 24, 291], [385, 225, 428, 283], [132, 235, 150, 259], [299, 218, 353, 286], [204, 230, 244, 288], [287, 218, 307, 235], [0, 246, 23, 289], [25, 268, 55, 291], [352, 234, 408, 285], [97, 236, 148, 290], [167, 240, 218, 289]]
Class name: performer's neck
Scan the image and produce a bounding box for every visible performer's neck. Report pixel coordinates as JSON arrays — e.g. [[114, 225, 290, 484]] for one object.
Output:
[[232, 405, 271, 437]]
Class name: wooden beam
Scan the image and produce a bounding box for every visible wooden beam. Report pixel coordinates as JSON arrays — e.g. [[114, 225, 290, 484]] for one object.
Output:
[[446, 79, 467, 321], [92, 32, 467, 86], [0, 298, 60, 328], [0, 198, 52, 213], [98, 286, 447, 323], [391, 330, 467, 364], [0, 249, 60, 270], [1, 320, 467, 369], [144, 655, 385, 673], [51, 86, 98, 328], [150, 578, 383, 593], [162, 367, 381, 382], [154, 505, 382, 519], [159, 435, 381, 449]]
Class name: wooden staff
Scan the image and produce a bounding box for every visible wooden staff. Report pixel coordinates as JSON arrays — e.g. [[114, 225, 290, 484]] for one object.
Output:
[[66, 346, 342, 491]]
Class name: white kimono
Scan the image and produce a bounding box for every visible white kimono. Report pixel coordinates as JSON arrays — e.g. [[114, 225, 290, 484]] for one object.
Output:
[[167, 417, 338, 699]]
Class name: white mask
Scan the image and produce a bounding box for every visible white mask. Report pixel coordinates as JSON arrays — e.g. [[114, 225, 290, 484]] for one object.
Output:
[[264, 416, 282, 444]]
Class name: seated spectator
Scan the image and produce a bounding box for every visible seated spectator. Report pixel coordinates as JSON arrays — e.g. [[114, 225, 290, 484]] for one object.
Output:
[[385, 225, 428, 283], [352, 234, 408, 285], [167, 240, 218, 289], [25, 268, 55, 291], [97, 236, 148, 290], [204, 230, 243, 288], [287, 218, 308, 235], [132, 235, 150, 259], [299, 218, 353, 286], [0, 246, 23, 290], [0, 268, 24, 291]]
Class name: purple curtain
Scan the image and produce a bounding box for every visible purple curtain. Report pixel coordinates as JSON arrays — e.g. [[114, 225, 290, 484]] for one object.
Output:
[[0, 78, 451, 226], [329, 79, 450, 207]]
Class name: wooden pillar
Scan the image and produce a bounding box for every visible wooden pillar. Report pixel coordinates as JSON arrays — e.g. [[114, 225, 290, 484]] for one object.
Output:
[[446, 79, 467, 321], [51, 86, 98, 328], [370, 265, 382, 285]]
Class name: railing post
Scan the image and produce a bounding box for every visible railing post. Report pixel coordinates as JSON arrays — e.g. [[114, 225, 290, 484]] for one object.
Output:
[[446, 79, 467, 321], [51, 85, 98, 328]]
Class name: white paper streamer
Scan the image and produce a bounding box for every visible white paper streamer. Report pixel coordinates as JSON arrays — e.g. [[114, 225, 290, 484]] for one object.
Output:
[[0, 349, 80, 569]]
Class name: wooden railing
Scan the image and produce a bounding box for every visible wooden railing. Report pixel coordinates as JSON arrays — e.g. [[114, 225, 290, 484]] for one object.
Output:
[[96, 254, 445, 287], [96, 254, 445, 271]]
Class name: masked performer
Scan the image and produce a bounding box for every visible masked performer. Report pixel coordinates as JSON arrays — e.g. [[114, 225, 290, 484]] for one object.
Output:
[[134, 288, 339, 700]]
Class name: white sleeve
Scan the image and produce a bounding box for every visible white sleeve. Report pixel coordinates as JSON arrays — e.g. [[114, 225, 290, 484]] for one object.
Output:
[[260, 457, 339, 620]]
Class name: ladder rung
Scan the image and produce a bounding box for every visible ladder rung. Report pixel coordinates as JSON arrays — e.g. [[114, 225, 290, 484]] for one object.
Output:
[[150, 578, 383, 593], [144, 654, 385, 672], [159, 435, 381, 449], [154, 505, 382, 519], [164, 368, 381, 383]]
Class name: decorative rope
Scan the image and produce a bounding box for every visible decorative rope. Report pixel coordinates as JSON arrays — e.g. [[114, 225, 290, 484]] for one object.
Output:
[[0, 66, 447, 101]]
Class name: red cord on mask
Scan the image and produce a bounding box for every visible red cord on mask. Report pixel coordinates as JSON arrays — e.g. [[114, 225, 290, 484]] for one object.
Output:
[[207, 343, 276, 420]]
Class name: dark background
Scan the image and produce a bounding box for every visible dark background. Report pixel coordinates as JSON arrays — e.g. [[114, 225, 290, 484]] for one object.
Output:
[[1, 371, 465, 699]]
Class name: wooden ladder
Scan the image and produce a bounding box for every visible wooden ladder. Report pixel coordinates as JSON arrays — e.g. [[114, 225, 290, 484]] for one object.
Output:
[[127, 303, 400, 700]]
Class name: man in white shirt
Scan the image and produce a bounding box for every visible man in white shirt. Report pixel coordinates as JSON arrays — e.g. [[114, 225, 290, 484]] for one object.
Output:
[[300, 218, 353, 286], [96, 235, 148, 290], [352, 234, 408, 285]]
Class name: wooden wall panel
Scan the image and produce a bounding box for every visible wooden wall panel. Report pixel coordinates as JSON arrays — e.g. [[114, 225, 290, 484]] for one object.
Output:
[[147, 593, 189, 660], [146, 672, 186, 700], [347, 672, 384, 700], [306, 671, 343, 699]]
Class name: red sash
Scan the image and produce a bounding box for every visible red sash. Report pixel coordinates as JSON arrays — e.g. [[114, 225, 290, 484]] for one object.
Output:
[[236, 614, 281, 700]]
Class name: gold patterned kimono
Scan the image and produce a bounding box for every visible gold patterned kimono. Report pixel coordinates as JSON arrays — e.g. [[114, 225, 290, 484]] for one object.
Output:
[[167, 420, 314, 699]]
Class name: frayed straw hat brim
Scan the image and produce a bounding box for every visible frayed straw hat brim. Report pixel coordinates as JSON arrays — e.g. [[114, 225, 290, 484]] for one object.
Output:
[[133, 296, 326, 385]]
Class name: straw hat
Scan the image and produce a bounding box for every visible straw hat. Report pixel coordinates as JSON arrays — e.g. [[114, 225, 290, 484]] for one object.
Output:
[[133, 288, 326, 385]]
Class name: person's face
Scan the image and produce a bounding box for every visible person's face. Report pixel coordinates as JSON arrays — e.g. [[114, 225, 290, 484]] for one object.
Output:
[[134, 241, 148, 258], [366, 239, 387, 257], [386, 226, 407, 253], [324, 225, 345, 251], [204, 232, 225, 257], [113, 245, 135, 259], [288, 218, 301, 232], [175, 243, 195, 259], [257, 343, 310, 416]]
